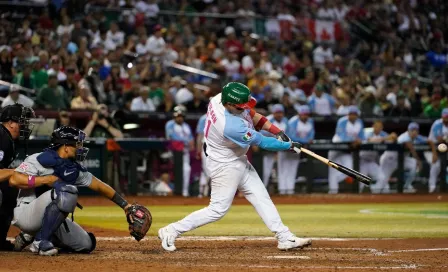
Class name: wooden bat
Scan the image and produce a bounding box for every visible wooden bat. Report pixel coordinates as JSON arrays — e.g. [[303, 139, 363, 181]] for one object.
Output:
[[293, 146, 372, 186]]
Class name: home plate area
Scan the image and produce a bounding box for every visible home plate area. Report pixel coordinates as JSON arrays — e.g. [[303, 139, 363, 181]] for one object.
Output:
[[2, 237, 447, 272]]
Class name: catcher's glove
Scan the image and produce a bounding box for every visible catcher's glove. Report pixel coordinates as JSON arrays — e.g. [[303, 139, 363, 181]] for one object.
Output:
[[125, 203, 152, 241]]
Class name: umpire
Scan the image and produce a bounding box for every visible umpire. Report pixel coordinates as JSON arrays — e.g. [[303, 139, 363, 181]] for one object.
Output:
[[0, 103, 34, 251]]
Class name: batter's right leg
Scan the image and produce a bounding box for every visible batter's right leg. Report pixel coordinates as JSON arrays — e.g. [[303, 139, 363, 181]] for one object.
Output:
[[262, 153, 275, 187], [159, 157, 244, 251], [238, 162, 312, 250]]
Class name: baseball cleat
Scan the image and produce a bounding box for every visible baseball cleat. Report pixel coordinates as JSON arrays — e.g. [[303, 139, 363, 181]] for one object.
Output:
[[277, 236, 312, 251], [158, 226, 177, 252], [13, 232, 34, 252], [37, 240, 58, 256]]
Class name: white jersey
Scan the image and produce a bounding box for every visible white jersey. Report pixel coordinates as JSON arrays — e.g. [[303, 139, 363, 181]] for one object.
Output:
[[360, 130, 388, 161], [204, 93, 255, 162]]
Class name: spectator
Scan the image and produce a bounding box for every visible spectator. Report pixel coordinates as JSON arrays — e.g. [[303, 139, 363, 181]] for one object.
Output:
[[424, 93, 444, 118], [60, 67, 78, 100], [175, 82, 193, 105], [71, 85, 99, 110], [124, 75, 141, 110], [71, 17, 89, 45], [219, 51, 241, 78], [268, 70, 284, 100], [336, 95, 352, 116], [224, 26, 243, 55], [168, 76, 185, 97], [149, 79, 165, 108], [255, 86, 279, 115], [55, 110, 72, 128], [47, 55, 67, 82], [157, 92, 176, 113], [92, 29, 116, 53], [298, 68, 316, 96], [30, 56, 48, 89], [308, 84, 337, 116], [135, 0, 160, 19], [359, 86, 383, 116], [146, 25, 166, 58], [13, 62, 36, 90], [185, 88, 208, 113], [84, 104, 123, 138], [1, 85, 34, 108], [106, 22, 125, 47], [0, 46, 13, 83], [56, 16, 74, 37], [313, 42, 334, 68], [36, 71, 69, 110], [388, 92, 412, 117], [285, 76, 306, 104], [247, 69, 268, 90], [130, 86, 156, 112], [241, 47, 257, 74]]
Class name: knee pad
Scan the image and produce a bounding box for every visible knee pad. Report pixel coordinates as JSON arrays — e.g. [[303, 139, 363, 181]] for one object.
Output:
[[56, 185, 78, 213]]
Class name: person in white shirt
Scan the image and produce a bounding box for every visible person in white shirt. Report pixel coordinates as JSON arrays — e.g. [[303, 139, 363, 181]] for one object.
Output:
[[130, 87, 156, 112], [285, 76, 306, 104], [47, 56, 67, 82], [135, 0, 159, 18], [241, 47, 257, 73], [268, 70, 284, 100], [106, 22, 125, 47], [219, 51, 241, 78], [146, 25, 166, 58], [136, 34, 149, 55], [56, 16, 74, 37], [175, 84, 194, 105], [92, 30, 116, 53], [1, 85, 34, 108], [308, 84, 337, 116], [313, 43, 334, 68]]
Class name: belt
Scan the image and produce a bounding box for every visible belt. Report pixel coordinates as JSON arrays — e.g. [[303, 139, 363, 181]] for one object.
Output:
[[203, 142, 208, 157]]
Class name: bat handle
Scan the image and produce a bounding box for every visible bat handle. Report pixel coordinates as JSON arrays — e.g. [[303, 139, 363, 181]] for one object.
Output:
[[293, 147, 301, 154]]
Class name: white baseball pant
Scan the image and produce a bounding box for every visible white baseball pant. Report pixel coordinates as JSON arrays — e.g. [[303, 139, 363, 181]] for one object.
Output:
[[424, 151, 441, 193], [359, 159, 383, 192], [169, 155, 294, 241], [377, 153, 417, 192], [199, 148, 210, 196], [12, 190, 92, 252], [328, 151, 353, 193], [281, 152, 300, 194], [183, 150, 191, 196]]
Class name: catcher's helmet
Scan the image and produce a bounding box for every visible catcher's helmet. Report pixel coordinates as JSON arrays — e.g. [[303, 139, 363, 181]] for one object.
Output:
[[48, 126, 89, 162], [0, 103, 35, 140]]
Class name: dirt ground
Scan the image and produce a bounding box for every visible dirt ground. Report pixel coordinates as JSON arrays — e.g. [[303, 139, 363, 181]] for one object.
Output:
[[2, 194, 448, 272]]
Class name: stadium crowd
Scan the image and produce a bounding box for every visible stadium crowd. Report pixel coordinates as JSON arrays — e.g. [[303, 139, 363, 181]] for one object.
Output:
[[0, 0, 447, 195]]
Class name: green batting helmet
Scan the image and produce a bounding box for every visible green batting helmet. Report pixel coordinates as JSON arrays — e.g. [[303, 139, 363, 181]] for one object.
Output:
[[221, 82, 257, 109]]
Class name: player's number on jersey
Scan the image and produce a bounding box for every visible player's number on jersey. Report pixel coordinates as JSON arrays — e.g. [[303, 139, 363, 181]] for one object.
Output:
[[205, 120, 211, 139]]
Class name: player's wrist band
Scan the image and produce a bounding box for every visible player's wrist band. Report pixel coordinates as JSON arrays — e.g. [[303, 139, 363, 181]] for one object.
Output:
[[112, 192, 128, 209], [268, 125, 281, 135], [28, 175, 36, 188]]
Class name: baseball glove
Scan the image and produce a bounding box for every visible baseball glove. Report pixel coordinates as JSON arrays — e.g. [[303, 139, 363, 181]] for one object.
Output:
[[125, 203, 152, 241]]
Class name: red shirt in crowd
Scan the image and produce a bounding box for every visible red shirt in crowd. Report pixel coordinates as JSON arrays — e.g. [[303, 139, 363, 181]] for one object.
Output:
[[298, 80, 316, 96], [225, 39, 243, 54]]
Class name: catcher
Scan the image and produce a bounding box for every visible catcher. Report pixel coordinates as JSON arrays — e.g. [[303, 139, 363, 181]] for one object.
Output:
[[10, 126, 151, 256]]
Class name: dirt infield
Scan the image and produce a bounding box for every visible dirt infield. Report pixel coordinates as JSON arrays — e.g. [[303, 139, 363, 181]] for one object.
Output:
[[2, 236, 448, 272], [3, 194, 447, 272]]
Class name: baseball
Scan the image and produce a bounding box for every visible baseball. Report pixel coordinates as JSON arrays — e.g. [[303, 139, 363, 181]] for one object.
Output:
[[438, 143, 447, 152]]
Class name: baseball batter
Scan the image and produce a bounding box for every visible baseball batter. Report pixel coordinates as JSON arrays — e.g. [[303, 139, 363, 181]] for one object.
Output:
[[328, 106, 364, 194], [261, 104, 288, 191], [10, 126, 150, 256], [158, 82, 311, 251], [284, 105, 315, 194], [359, 120, 397, 192], [426, 109, 448, 193], [376, 122, 436, 193], [165, 106, 194, 197], [196, 113, 210, 197]]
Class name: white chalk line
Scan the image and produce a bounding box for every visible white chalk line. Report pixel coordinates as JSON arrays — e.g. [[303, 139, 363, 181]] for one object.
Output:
[[359, 209, 448, 219], [388, 248, 448, 253], [265, 255, 311, 259], [188, 263, 421, 270]]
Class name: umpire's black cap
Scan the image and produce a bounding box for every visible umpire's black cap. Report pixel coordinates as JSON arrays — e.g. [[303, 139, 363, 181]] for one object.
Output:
[[0, 103, 35, 140], [0, 104, 29, 123]]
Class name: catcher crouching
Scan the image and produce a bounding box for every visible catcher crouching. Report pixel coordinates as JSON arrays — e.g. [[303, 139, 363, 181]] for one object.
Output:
[[9, 126, 152, 256]]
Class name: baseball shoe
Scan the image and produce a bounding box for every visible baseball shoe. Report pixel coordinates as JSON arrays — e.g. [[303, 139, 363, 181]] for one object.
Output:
[[277, 236, 312, 251], [37, 240, 58, 256], [158, 225, 177, 252], [13, 232, 34, 252]]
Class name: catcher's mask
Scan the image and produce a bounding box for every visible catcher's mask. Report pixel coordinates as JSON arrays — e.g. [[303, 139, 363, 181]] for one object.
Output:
[[0, 103, 35, 140], [48, 126, 90, 162]]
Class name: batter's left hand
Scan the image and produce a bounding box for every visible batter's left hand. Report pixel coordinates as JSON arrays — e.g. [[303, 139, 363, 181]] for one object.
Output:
[[276, 131, 291, 142]]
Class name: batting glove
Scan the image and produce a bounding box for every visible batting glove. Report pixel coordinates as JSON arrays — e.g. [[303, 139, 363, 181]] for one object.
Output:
[[290, 142, 302, 153], [276, 131, 291, 142]]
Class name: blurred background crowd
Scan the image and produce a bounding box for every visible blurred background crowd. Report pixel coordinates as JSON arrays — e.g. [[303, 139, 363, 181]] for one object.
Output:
[[0, 0, 447, 195]]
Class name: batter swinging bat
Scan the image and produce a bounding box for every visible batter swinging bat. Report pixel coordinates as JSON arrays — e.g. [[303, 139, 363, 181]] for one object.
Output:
[[293, 147, 372, 186]]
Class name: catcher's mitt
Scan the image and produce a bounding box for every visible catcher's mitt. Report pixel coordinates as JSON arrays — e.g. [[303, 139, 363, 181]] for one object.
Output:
[[125, 203, 152, 241]]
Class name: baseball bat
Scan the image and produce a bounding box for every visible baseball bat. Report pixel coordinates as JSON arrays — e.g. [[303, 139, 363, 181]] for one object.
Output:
[[293, 147, 372, 186]]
